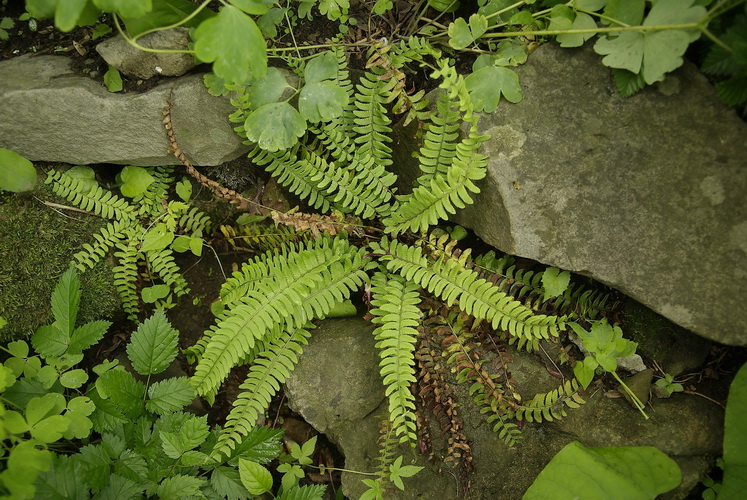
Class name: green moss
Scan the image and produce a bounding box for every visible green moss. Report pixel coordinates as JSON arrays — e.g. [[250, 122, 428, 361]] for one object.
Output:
[[0, 178, 121, 342]]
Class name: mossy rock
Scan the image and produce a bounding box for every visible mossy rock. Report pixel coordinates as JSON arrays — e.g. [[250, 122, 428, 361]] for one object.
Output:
[[0, 172, 121, 341]]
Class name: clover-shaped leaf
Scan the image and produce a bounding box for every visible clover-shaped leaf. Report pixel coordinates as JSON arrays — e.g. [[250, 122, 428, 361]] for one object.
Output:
[[448, 14, 488, 50], [118, 166, 154, 198], [305, 51, 338, 83], [594, 0, 705, 84], [244, 102, 306, 151], [194, 5, 267, 85], [465, 65, 522, 112], [541, 267, 571, 299]]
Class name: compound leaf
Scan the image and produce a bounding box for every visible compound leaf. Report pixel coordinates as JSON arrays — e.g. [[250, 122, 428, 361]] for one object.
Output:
[[126, 309, 179, 376], [194, 5, 267, 85]]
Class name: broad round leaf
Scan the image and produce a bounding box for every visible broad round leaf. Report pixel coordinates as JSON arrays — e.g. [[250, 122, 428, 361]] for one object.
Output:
[[64, 166, 98, 192], [298, 81, 348, 122], [140, 223, 174, 252], [524, 441, 681, 500], [305, 51, 338, 83], [119, 166, 154, 198], [194, 6, 267, 85], [244, 102, 306, 151], [0, 148, 36, 192], [103, 65, 123, 92], [59, 369, 88, 389], [228, 0, 275, 15], [141, 284, 170, 303], [247, 67, 291, 109]]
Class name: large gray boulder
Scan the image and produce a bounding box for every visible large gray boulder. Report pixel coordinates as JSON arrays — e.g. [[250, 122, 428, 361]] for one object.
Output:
[[393, 44, 747, 346], [0, 54, 247, 166], [286, 318, 724, 499]]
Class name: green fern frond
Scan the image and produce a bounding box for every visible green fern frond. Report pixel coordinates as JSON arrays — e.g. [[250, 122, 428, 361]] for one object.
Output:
[[133, 166, 174, 217], [370, 272, 420, 445], [146, 247, 190, 298], [190, 236, 372, 397], [179, 205, 212, 235], [514, 379, 585, 423], [214, 327, 311, 457], [220, 222, 300, 254], [416, 93, 462, 184], [371, 238, 565, 349], [73, 219, 132, 271], [113, 234, 141, 320], [46, 169, 136, 220], [353, 66, 393, 168]]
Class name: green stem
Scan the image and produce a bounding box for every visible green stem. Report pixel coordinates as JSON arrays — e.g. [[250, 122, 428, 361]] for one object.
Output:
[[612, 371, 649, 420], [479, 22, 701, 39], [113, 14, 195, 55], [305, 464, 378, 476]]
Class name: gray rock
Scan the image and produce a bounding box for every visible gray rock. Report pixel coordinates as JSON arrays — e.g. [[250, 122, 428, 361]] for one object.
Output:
[[286, 318, 724, 499], [96, 28, 196, 79], [392, 44, 747, 346], [0, 54, 248, 166]]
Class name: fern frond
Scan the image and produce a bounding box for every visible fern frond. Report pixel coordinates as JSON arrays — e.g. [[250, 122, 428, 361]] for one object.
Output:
[[46, 169, 136, 220], [179, 205, 212, 235], [514, 379, 585, 423], [73, 219, 132, 271], [220, 222, 300, 254], [133, 166, 175, 217], [214, 327, 311, 457], [382, 128, 488, 235], [113, 234, 141, 320], [190, 236, 372, 396], [146, 247, 190, 297], [369, 272, 420, 445], [418, 230, 472, 268], [416, 93, 462, 184], [371, 238, 565, 349], [352, 66, 393, 168]]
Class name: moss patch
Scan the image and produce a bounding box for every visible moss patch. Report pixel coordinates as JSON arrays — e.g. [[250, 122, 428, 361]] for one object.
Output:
[[0, 175, 121, 341]]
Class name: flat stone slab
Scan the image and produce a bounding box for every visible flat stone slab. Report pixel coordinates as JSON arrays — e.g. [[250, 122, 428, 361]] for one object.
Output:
[[394, 44, 747, 346], [0, 54, 247, 166]]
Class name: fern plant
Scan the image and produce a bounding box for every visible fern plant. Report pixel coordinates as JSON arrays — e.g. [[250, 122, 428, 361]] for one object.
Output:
[[173, 37, 636, 497], [45, 166, 211, 320]]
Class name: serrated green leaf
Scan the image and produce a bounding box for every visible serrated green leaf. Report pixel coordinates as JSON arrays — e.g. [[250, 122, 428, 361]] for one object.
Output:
[[594, 0, 706, 84], [239, 459, 273, 495], [0, 148, 36, 192], [52, 265, 80, 338], [244, 102, 306, 151], [716, 75, 747, 106], [75, 444, 111, 493], [211, 466, 250, 500], [524, 441, 681, 499], [126, 309, 179, 375], [32, 324, 68, 359], [226, 426, 284, 465], [276, 484, 327, 500], [541, 267, 571, 298], [146, 377, 194, 415], [68, 320, 111, 355], [114, 449, 148, 484], [612, 68, 646, 98], [305, 51, 338, 83], [93, 0, 152, 18], [34, 454, 88, 500], [465, 65, 522, 112], [194, 5, 267, 85], [59, 369, 88, 389], [204, 72, 229, 96], [118, 166, 154, 198], [141, 284, 170, 304], [448, 14, 489, 50], [298, 81, 348, 122], [96, 369, 146, 419], [157, 475, 206, 499], [0, 364, 16, 391], [104, 65, 123, 92], [95, 473, 142, 500]]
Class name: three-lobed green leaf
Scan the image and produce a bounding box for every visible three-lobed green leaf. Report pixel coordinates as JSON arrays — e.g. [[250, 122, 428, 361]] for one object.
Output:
[[244, 102, 306, 151]]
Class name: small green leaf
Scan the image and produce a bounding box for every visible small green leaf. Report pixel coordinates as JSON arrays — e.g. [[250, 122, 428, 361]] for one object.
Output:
[[104, 65, 123, 92], [204, 72, 229, 96], [524, 441, 681, 499], [118, 165, 154, 198], [612, 68, 646, 98], [247, 67, 291, 109], [325, 300, 357, 318], [68, 396, 95, 415], [508, 10, 534, 25], [373, 0, 393, 14], [141, 284, 170, 303], [448, 14, 488, 50], [298, 81, 348, 123], [305, 51, 338, 83], [189, 237, 203, 257], [244, 102, 306, 151], [0, 364, 16, 391], [228, 0, 276, 15], [388, 455, 423, 491], [91, 23, 112, 40], [127, 309, 179, 375], [556, 12, 597, 48], [574, 358, 597, 389], [239, 459, 273, 495], [63, 166, 98, 192], [541, 267, 571, 299], [0, 148, 36, 192], [194, 5, 267, 85], [141, 223, 174, 252], [175, 178, 192, 201], [60, 369, 88, 389], [465, 65, 522, 112]]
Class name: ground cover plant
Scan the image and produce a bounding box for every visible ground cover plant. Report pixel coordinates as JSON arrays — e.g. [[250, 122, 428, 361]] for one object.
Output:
[[1, 0, 746, 498]]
